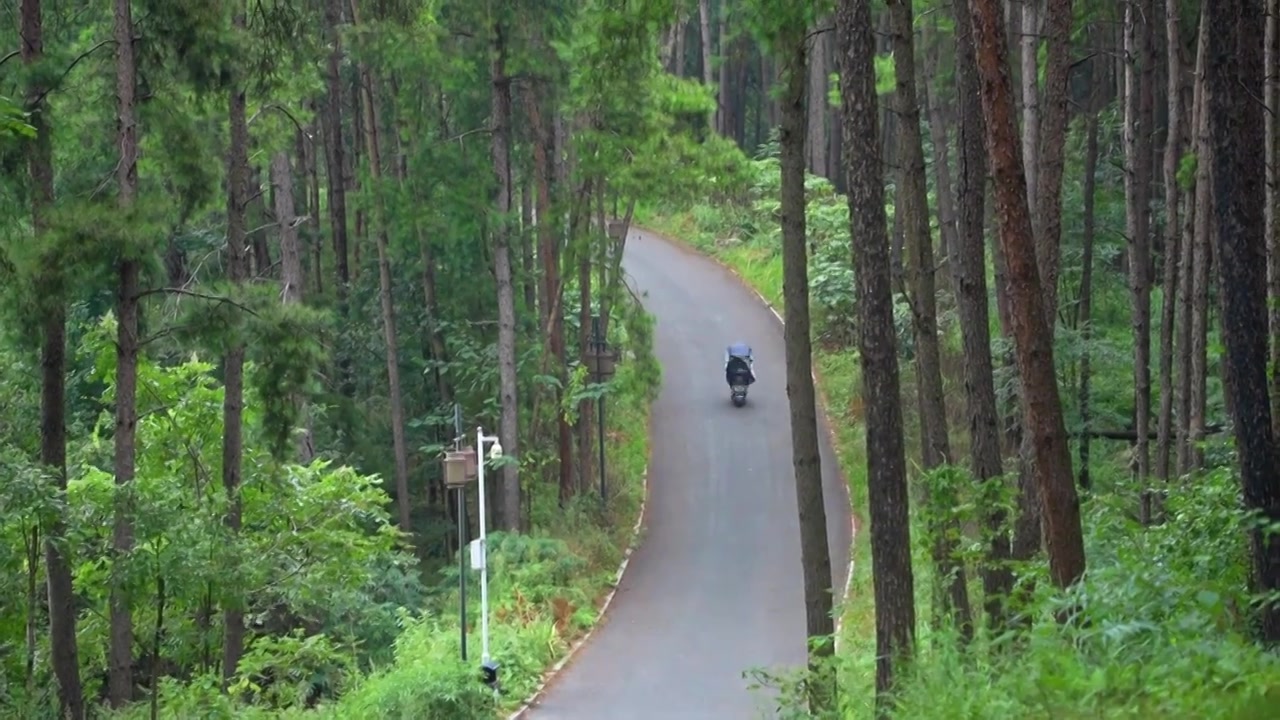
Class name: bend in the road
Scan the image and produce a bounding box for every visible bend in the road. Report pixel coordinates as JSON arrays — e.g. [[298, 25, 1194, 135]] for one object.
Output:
[[523, 228, 852, 720]]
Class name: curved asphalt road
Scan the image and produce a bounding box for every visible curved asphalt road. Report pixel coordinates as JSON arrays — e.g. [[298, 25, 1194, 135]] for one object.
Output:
[[525, 228, 853, 719]]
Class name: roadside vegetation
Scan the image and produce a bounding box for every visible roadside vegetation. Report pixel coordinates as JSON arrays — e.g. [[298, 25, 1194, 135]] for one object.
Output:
[[3, 0, 682, 718], [641, 138, 1280, 717]]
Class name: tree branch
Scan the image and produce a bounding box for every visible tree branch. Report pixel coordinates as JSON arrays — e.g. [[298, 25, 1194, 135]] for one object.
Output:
[[34, 40, 115, 107], [137, 287, 260, 317]]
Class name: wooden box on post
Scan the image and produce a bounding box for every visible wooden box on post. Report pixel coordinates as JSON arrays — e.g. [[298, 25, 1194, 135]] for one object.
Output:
[[443, 446, 479, 489], [585, 346, 617, 381]]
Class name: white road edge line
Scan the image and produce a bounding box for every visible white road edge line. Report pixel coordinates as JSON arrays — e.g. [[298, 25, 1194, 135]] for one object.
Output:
[[735, 277, 858, 652], [505, 464, 650, 720]]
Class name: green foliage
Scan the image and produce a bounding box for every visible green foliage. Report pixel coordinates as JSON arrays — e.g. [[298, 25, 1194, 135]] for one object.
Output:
[[641, 101, 1268, 717], [0, 97, 35, 138]]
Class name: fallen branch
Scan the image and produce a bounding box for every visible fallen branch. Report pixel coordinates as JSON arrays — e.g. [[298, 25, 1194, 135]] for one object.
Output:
[[1079, 423, 1225, 441]]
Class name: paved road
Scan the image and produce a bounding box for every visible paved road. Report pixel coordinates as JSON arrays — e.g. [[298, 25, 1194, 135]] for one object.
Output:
[[524, 228, 853, 720]]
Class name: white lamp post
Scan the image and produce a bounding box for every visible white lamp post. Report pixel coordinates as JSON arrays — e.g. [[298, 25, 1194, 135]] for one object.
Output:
[[475, 426, 502, 688]]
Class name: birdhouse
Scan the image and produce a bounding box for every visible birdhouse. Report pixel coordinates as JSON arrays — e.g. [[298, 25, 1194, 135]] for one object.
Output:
[[586, 346, 617, 380], [607, 220, 626, 240], [443, 449, 475, 488]]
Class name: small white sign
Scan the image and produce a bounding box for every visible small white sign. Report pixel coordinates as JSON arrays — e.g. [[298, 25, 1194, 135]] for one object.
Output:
[[469, 538, 485, 570]]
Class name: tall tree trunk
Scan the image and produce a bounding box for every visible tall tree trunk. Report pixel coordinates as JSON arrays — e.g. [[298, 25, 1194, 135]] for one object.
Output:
[[305, 119, 324, 296], [323, 0, 353, 400], [1155, 0, 1184, 489], [1124, 0, 1155, 523], [526, 79, 571, 504], [922, 19, 958, 268], [1019, 0, 1040, 231], [1035, 0, 1072, 328], [660, 21, 678, 71], [948, 0, 1012, 631], [221, 13, 250, 684], [491, 23, 522, 531], [1188, 4, 1212, 473], [1205, 0, 1280, 644], [110, 0, 139, 703], [350, 70, 365, 279], [352, 23, 412, 533], [718, 9, 730, 136], [1178, 10, 1208, 475], [249, 165, 272, 277], [837, 0, 917, 706], [577, 206, 595, 495], [520, 178, 537, 316], [1077, 110, 1100, 491], [778, 25, 837, 712], [24, 0, 85, 714], [1266, 0, 1280, 440], [675, 10, 688, 77], [889, 0, 971, 640], [698, 0, 714, 133], [271, 151, 316, 462], [969, 0, 1087, 590], [807, 19, 830, 177]]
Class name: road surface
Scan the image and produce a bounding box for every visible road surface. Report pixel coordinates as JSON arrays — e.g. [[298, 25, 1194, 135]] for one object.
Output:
[[524, 228, 853, 719]]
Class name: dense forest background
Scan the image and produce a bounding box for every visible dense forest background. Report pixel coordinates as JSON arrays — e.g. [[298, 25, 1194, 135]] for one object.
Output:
[[2, 0, 1279, 718]]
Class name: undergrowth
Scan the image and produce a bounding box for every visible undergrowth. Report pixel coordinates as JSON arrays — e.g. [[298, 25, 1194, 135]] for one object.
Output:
[[100, 294, 660, 720], [637, 153, 1280, 718]]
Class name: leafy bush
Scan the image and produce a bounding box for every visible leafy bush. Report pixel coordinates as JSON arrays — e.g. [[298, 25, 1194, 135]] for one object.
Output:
[[88, 286, 660, 719]]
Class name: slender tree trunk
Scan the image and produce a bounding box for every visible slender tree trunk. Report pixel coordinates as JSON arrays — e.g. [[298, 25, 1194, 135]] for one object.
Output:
[[718, 10, 730, 136], [521, 178, 537, 316], [305, 119, 324, 296], [699, 0, 714, 133], [970, 0, 1087, 590], [577, 207, 595, 494], [1019, 0, 1040, 231], [1078, 110, 1100, 491], [948, 0, 1012, 630], [1155, 0, 1184, 490], [1178, 10, 1208, 475], [660, 22, 678, 71], [271, 151, 316, 462], [491, 23, 522, 531], [675, 10, 688, 77], [323, 0, 353, 400], [807, 19, 830, 177], [1189, 4, 1212, 472], [1205, 0, 1280, 643], [838, 0, 917, 707], [249, 165, 272, 277], [220, 14, 250, 683], [1124, 0, 1155, 522], [922, 20, 958, 268], [889, 0, 971, 640], [350, 70, 365, 279], [777, 26, 837, 711], [110, 0, 140, 702], [1266, 0, 1280, 440], [24, 0, 85, 714], [526, 78, 572, 504], [1035, 0, 1072, 328], [352, 31, 412, 533]]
